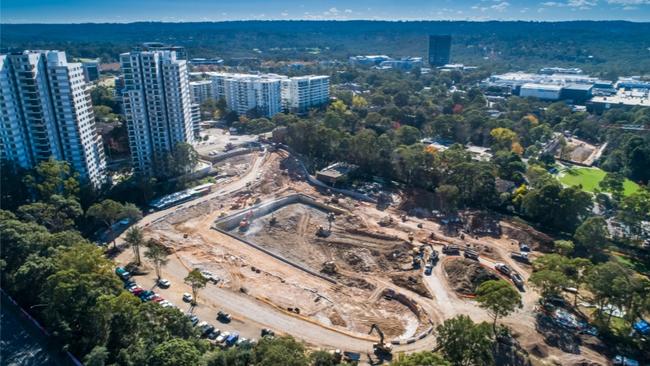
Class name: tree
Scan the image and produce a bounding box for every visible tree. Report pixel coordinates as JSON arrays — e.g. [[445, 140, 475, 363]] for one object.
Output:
[[23, 158, 80, 200], [599, 172, 625, 201], [148, 338, 201, 366], [573, 216, 609, 257], [184, 268, 208, 305], [390, 351, 451, 366], [309, 350, 337, 366], [435, 315, 493, 366], [475, 280, 522, 335], [17, 195, 82, 232], [145, 239, 170, 280], [84, 346, 109, 366], [124, 226, 144, 265], [553, 240, 575, 256], [253, 336, 309, 366], [86, 199, 142, 248]]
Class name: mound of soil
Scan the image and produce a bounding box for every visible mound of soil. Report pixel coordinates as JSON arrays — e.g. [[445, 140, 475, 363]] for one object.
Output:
[[443, 258, 499, 295], [390, 273, 432, 299]]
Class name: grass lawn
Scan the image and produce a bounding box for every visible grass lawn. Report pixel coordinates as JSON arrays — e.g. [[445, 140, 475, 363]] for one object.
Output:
[[558, 167, 640, 197]]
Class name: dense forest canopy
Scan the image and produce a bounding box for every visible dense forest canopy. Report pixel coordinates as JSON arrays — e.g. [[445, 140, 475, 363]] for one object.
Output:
[[2, 21, 650, 76]]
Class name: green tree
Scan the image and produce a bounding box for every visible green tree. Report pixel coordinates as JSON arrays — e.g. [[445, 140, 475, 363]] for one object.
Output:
[[148, 338, 201, 366], [145, 239, 169, 280], [253, 336, 309, 366], [17, 195, 82, 232], [86, 199, 142, 248], [309, 350, 337, 366], [23, 158, 80, 200], [390, 351, 451, 366], [435, 315, 493, 366], [573, 216, 609, 257], [475, 280, 522, 335], [599, 172, 625, 201], [184, 268, 208, 305], [124, 226, 144, 265], [84, 346, 109, 366]]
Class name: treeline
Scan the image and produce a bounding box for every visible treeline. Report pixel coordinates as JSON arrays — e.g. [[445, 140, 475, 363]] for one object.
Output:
[[2, 21, 650, 75]]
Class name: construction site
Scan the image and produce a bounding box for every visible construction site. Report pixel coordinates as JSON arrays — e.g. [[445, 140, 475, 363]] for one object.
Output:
[[118, 146, 609, 365]]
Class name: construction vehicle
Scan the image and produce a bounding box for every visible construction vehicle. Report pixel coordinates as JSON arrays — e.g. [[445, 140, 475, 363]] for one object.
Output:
[[239, 210, 253, 231], [442, 245, 460, 255], [510, 251, 530, 264], [368, 324, 393, 357], [464, 248, 479, 260]]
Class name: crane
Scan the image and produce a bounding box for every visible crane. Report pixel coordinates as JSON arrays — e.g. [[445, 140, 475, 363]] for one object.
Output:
[[368, 324, 393, 357]]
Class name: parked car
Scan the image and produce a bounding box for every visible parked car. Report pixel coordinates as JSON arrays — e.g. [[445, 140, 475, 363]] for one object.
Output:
[[261, 328, 275, 338], [187, 314, 199, 326], [216, 331, 230, 344], [217, 311, 232, 323], [182, 293, 194, 303], [495, 263, 511, 276], [225, 333, 239, 347], [157, 278, 171, 288]]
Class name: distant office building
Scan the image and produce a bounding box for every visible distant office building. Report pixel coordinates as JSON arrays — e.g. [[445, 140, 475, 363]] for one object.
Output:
[[281, 75, 330, 113], [190, 80, 214, 104], [428, 35, 451, 67], [0, 50, 106, 187], [519, 83, 563, 100], [76, 58, 100, 82], [378, 57, 423, 71], [120, 49, 194, 175], [189, 58, 223, 66], [349, 55, 392, 67]]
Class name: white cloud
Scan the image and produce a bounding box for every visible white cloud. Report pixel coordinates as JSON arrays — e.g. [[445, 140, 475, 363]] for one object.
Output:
[[491, 1, 510, 11], [607, 0, 650, 3]]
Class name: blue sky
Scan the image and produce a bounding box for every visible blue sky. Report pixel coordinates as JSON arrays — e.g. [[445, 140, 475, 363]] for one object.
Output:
[[2, 0, 649, 23]]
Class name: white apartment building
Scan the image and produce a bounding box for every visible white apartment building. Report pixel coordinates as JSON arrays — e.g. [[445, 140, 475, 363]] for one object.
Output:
[[0, 50, 107, 188], [120, 49, 194, 175], [190, 80, 213, 104], [281, 75, 330, 113], [208, 72, 284, 118]]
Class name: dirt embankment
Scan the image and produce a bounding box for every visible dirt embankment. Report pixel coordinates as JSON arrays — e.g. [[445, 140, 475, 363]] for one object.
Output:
[[443, 258, 499, 295]]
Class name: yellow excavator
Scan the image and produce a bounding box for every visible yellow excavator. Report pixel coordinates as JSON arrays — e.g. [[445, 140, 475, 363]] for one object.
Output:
[[368, 324, 393, 357]]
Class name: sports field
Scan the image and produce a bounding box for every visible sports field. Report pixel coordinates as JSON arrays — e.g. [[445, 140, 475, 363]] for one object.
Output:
[[558, 167, 640, 197]]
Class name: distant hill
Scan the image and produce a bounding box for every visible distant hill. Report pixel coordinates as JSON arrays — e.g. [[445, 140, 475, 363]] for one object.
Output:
[[2, 21, 649, 75]]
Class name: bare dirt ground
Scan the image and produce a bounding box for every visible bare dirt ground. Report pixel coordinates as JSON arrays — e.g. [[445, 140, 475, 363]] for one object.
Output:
[[115, 150, 609, 365]]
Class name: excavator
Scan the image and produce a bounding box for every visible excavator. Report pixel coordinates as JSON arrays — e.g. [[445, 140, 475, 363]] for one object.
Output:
[[368, 324, 393, 358]]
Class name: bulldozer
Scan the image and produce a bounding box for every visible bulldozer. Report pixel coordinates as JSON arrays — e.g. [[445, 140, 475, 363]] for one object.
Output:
[[368, 324, 393, 358]]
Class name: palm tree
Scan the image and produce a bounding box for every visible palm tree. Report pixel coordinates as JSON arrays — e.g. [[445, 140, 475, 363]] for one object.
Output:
[[144, 239, 169, 280], [124, 226, 144, 265]]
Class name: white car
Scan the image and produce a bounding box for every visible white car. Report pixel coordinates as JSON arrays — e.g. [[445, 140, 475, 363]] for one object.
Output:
[[182, 293, 194, 303], [157, 278, 171, 288], [216, 331, 230, 344]]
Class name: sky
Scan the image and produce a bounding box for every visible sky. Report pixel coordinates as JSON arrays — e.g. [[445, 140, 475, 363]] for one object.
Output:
[[1, 0, 649, 23]]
